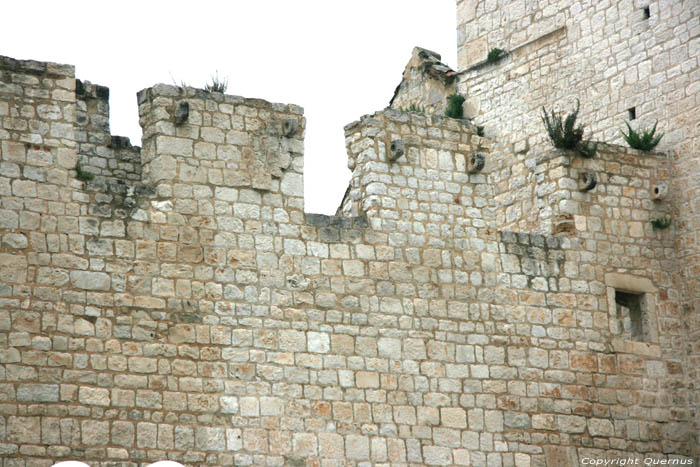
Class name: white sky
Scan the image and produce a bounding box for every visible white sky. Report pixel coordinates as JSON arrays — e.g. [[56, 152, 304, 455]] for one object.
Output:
[[2, 1, 456, 214]]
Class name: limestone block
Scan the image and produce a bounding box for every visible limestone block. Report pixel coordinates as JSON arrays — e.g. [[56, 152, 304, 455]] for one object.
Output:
[[424, 445, 452, 465], [459, 36, 488, 68], [240, 397, 259, 416], [378, 337, 402, 358], [79, 386, 110, 406], [356, 371, 379, 388], [505, 412, 531, 429], [404, 338, 427, 359], [17, 384, 59, 402], [319, 432, 344, 459], [260, 396, 282, 416], [70, 271, 110, 291], [227, 428, 242, 451], [293, 432, 317, 456], [2, 141, 27, 163], [280, 172, 303, 196], [147, 155, 177, 182], [457, 0, 477, 24], [12, 179, 36, 197], [156, 136, 192, 156], [543, 446, 579, 466], [484, 410, 504, 432], [588, 418, 615, 437], [82, 420, 109, 446], [308, 332, 330, 353], [137, 422, 157, 448], [0, 254, 27, 283], [8, 416, 41, 444], [441, 407, 467, 428], [557, 415, 586, 433], [346, 434, 369, 460], [175, 426, 194, 450], [195, 426, 225, 451], [0, 209, 19, 229]]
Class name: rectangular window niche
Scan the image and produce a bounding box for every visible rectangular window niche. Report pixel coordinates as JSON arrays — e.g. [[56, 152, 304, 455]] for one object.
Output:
[[605, 273, 660, 355], [615, 290, 648, 342]]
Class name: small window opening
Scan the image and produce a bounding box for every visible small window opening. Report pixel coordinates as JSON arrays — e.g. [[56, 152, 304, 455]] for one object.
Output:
[[615, 291, 650, 342], [628, 107, 636, 120], [642, 7, 650, 19]]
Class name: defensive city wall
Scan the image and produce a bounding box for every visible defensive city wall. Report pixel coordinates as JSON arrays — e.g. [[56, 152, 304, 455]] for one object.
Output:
[[0, 0, 698, 465]]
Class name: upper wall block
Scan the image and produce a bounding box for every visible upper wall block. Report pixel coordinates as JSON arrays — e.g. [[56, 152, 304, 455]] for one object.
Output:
[[342, 109, 493, 235], [0, 56, 77, 170], [389, 47, 457, 116], [137, 85, 305, 208]]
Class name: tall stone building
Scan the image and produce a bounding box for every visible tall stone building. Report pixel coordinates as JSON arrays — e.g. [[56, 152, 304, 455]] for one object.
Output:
[[0, 1, 698, 466]]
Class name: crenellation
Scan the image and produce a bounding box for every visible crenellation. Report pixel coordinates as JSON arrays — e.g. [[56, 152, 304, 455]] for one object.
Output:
[[0, 0, 699, 463]]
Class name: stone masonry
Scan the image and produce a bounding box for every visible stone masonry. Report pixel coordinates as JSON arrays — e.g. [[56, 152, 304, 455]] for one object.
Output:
[[456, 0, 699, 459], [0, 0, 699, 466]]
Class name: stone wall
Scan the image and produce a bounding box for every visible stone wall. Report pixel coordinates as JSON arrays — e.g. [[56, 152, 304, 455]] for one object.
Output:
[[1, 50, 696, 465], [456, 0, 700, 455]]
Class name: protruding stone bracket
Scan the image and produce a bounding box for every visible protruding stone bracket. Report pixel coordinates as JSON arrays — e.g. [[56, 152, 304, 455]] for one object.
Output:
[[388, 139, 404, 162], [174, 101, 189, 126], [579, 171, 597, 191], [652, 182, 667, 200], [468, 152, 485, 173], [283, 118, 299, 137]]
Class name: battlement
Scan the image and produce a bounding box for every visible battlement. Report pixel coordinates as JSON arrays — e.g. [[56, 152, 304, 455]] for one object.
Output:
[[341, 109, 490, 229], [137, 84, 304, 198], [499, 143, 671, 237]]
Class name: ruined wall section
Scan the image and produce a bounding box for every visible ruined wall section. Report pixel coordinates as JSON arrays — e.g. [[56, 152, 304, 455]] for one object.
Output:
[[74, 80, 141, 182], [389, 48, 458, 116], [456, 1, 700, 451]]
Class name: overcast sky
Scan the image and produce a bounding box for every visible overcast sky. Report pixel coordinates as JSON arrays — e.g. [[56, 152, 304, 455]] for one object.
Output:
[[3, 1, 456, 214]]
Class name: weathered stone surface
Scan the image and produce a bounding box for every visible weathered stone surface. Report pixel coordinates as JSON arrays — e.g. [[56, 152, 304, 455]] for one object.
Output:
[[345, 435, 369, 460], [82, 420, 109, 445], [7, 416, 40, 444], [17, 384, 59, 402], [2, 233, 27, 249], [0, 254, 27, 282], [79, 386, 110, 406], [70, 271, 110, 290]]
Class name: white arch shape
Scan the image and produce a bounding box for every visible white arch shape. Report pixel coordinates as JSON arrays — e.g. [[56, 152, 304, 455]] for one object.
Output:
[[51, 463, 91, 467], [146, 462, 185, 467]]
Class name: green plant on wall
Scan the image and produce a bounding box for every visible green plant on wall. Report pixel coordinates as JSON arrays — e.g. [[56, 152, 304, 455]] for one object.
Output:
[[75, 156, 94, 182], [487, 48, 506, 64], [407, 103, 425, 113], [541, 99, 596, 158], [205, 71, 228, 93], [651, 216, 671, 230], [476, 125, 484, 137], [445, 93, 465, 119], [578, 139, 597, 158], [621, 121, 663, 151]]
